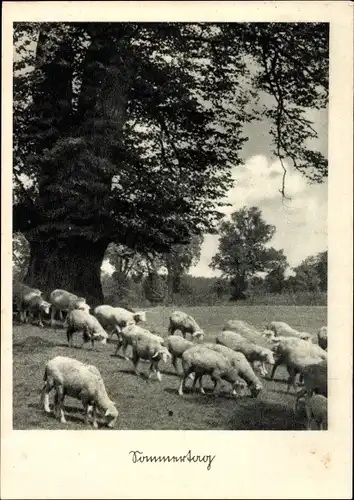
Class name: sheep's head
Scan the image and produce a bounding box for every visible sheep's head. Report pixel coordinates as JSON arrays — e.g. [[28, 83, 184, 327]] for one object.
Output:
[[134, 311, 147, 323], [260, 349, 275, 365], [262, 329, 276, 339], [250, 382, 263, 398], [76, 300, 90, 313], [153, 347, 171, 364], [105, 404, 119, 428], [40, 301, 51, 315], [192, 330, 205, 341]]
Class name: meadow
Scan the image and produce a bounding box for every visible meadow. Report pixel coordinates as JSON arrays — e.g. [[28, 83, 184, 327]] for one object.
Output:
[[12, 305, 327, 431]]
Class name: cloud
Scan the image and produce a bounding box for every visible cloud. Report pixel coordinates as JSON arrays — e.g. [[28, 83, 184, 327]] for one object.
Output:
[[190, 154, 328, 278]]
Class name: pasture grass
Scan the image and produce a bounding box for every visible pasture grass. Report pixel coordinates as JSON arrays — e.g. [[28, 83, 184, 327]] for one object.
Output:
[[12, 305, 327, 431]]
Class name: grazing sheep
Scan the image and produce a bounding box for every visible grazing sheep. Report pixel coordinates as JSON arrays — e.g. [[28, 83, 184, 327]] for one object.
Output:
[[270, 336, 327, 382], [305, 394, 328, 430], [178, 345, 243, 397], [266, 321, 313, 341], [24, 295, 51, 327], [40, 356, 118, 428], [49, 289, 90, 327], [94, 305, 146, 339], [216, 330, 275, 377], [13, 281, 42, 323], [131, 331, 171, 382], [66, 309, 108, 349], [114, 324, 163, 359], [271, 338, 327, 392], [168, 311, 204, 340], [203, 343, 263, 397], [317, 326, 328, 351], [166, 336, 195, 374], [294, 362, 327, 416]]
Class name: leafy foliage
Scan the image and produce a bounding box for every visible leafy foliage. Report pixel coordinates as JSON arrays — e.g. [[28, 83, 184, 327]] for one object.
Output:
[[210, 206, 289, 300], [143, 272, 166, 305]]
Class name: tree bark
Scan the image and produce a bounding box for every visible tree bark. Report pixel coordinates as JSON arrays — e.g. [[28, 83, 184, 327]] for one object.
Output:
[[24, 238, 109, 307]]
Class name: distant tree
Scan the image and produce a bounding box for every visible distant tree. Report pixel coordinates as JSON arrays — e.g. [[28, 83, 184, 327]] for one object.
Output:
[[264, 257, 288, 294], [143, 271, 166, 305], [212, 278, 231, 299], [13, 232, 30, 281], [314, 250, 328, 292], [291, 255, 323, 293], [163, 235, 203, 303], [210, 206, 288, 300]]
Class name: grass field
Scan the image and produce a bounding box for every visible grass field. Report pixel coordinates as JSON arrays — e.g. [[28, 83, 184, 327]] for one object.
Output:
[[12, 305, 327, 431]]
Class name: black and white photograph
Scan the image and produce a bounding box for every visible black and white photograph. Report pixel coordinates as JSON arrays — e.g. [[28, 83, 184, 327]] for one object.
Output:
[[2, 1, 353, 499]]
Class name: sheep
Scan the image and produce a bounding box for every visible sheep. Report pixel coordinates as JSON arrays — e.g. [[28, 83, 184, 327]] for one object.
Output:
[[269, 336, 327, 382], [215, 330, 275, 377], [13, 281, 43, 323], [40, 356, 118, 428], [49, 289, 90, 327], [266, 321, 313, 341], [203, 343, 263, 397], [317, 326, 328, 351], [66, 309, 108, 349], [114, 324, 163, 359], [131, 330, 171, 382], [270, 338, 327, 392], [166, 335, 195, 374], [178, 345, 244, 397], [294, 362, 327, 416], [305, 394, 328, 430], [168, 311, 204, 340], [94, 305, 146, 340], [24, 294, 51, 327]]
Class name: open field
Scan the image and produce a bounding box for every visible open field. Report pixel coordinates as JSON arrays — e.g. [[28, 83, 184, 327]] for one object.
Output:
[[12, 305, 327, 430]]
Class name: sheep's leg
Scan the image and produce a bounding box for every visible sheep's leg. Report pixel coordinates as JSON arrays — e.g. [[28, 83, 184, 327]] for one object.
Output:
[[50, 307, 57, 327], [38, 312, 44, 328], [171, 356, 178, 373], [56, 387, 66, 424], [114, 334, 123, 356], [191, 374, 199, 393], [179, 367, 193, 396], [67, 327, 74, 348], [294, 388, 307, 414], [122, 340, 130, 361], [270, 355, 284, 380], [198, 376, 206, 395], [286, 367, 297, 393], [41, 383, 52, 413], [154, 362, 162, 382], [132, 350, 140, 375]]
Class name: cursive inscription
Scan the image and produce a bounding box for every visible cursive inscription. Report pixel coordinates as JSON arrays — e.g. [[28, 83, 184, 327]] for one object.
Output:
[[129, 449, 216, 471]]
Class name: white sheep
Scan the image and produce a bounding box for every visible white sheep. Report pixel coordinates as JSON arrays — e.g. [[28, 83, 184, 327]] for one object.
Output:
[[166, 335, 195, 374], [22, 294, 51, 327], [40, 356, 119, 428], [216, 330, 275, 377], [66, 309, 108, 349], [269, 336, 327, 383], [317, 326, 328, 351], [49, 289, 90, 327], [178, 345, 244, 397], [131, 330, 171, 382], [168, 311, 204, 340], [94, 305, 146, 340], [13, 281, 43, 323], [271, 338, 327, 392], [114, 324, 163, 359], [203, 343, 263, 397], [266, 321, 313, 341], [305, 394, 328, 430]]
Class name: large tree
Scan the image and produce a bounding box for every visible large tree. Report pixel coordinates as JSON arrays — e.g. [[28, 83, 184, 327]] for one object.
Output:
[[210, 206, 289, 300], [13, 22, 328, 304]]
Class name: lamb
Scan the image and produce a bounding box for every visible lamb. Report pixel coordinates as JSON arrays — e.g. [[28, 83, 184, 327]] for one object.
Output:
[[305, 394, 328, 430], [317, 326, 328, 351], [168, 311, 204, 340], [271, 338, 327, 392], [203, 343, 263, 397], [40, 356, 118, 428], [294, 362, 327, 416], [178, 345, 244, 397], [94, 305, 146, 339], [131, 330, 171, 382], [166, 336, 195, 374], [66, 309, 108, 349], [269, 336, 327, 382], [115, 324, 163, 359], [266, 321, 313, 341], [24, 294, 51, 327], [13, 281, 43, 323], [49, 289, 90, 327], [215, 330, 275, 377]]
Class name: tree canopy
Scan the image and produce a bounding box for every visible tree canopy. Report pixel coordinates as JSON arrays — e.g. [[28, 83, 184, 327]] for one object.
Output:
[[13, 22, 329, 300]]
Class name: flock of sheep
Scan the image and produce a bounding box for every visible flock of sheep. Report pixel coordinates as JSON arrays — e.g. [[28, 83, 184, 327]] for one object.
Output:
[[13, 280, 328, 431]]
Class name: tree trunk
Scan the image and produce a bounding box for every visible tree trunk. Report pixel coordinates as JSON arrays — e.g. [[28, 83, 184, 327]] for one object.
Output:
[[24, 238, 109, 307], [166, 258, 174, 305]]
